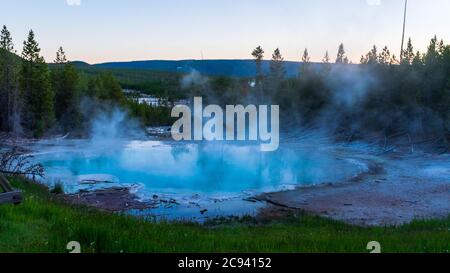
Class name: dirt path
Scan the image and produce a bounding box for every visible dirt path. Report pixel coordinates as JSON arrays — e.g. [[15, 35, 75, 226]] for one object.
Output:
[[257, 153, 450, 226]]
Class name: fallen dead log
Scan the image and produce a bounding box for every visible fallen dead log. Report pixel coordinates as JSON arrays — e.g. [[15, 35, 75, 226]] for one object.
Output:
[[79, 179, 115, 185], [0, 173, 22, 205]]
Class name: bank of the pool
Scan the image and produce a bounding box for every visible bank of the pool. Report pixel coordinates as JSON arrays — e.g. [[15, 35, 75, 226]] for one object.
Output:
[[0, 177, 449, 253]]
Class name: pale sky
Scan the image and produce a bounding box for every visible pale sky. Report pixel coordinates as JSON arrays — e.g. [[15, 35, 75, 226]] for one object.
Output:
[[2, 0, 449, 64]]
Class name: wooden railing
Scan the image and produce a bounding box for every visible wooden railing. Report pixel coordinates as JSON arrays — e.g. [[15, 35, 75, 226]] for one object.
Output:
[[0, 173, 22, 205]]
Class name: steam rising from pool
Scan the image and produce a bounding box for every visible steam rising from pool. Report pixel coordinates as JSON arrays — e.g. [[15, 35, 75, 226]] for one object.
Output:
[[29, 139, 367, 202], [25, 100, 367, 204], [88, 106, 144, 143]]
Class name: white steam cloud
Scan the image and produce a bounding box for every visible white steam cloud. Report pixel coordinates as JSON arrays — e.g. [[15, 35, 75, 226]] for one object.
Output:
[[66, 0, 81, 6], [181, 70, 209, 89], [366, 0, 381, 6]]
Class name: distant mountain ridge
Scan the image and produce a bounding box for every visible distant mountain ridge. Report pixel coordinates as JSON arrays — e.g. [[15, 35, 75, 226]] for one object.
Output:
[[84, 59, 328, 78]]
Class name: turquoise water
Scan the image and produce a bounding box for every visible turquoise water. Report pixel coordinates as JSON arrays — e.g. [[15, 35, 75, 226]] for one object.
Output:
[[31, 140, 365, 200]]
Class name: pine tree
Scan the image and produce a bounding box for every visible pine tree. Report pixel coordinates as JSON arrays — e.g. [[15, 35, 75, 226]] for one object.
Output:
[[320, 51, 332, 74], [361, 45, 379, 65], [54, 46, 67, 64], [425, 35, 439, 67], [444, 79, 450, 136], [86, 73, 126, 103], [0, 25, 20, 133], [0, 25, 14, 52], [302, 48, 310, 63], [401, 38, 415, 65], [360, 55, 367, 64], [336, 43, 347, 64], [22, 30, 41, 63], [299, 48, 311, 77], [368, 45, 378, 64], [438, 39, 445, 57], [412, 51, 423, 67], [390, 54, 399, 65], [52, 47, 80, 131], [269, 48, 285, 80], [102, 73, 125, 103], [322, 51, 330, 63], [251, 46, 264, 82], [379, 46, 391, 65], [20, 30, 54, 136]]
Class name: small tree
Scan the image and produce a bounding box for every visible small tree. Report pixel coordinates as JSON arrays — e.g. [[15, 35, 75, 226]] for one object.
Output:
[[251, 46, 264, 82], [361, 45, 379, 65], [302, 48, 310, 63], [379, 46, 391, 65], [299, 48, 311, 77], [336, 43, 348, 64], [54, 46, 67, 64], [269, 48, 285, 80], [322, 51, 330, 63], [0, 25, 14, 52]]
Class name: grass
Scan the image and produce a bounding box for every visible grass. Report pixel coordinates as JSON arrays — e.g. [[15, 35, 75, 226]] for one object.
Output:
[[50, 181, 64, 195], [0, 177, 449, 253]]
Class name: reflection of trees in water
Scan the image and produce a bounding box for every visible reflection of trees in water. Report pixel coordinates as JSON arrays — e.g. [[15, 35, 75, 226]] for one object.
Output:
[[195, 144, 276, 190], [195, 144, 227, 190], [62, 154, 118, 176], [170, 144, 191, 161], [258, 148, 318, 187]]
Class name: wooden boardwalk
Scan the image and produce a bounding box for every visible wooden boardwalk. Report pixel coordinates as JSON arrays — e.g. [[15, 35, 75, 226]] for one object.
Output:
[[0, 173, 22, 205]]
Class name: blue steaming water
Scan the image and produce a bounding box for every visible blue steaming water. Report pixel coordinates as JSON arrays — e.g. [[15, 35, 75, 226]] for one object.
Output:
[[30, 140, 364, 200]]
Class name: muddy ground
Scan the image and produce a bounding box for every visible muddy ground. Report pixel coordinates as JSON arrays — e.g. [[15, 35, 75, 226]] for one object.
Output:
[[60, 187, 157, 211], [257, 150, 450, 226]]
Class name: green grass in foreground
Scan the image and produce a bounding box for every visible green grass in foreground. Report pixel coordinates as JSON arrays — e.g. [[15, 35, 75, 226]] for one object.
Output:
[[0, 177, 449, 253]]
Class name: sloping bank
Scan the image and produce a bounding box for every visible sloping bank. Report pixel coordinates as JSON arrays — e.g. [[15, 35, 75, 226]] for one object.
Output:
[[257, 151, 450, 226], [0, 177, 448, 253]]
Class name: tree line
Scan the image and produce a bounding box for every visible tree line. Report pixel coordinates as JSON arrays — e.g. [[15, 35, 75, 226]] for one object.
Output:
[[263, 40, 450, 144], [0, 26, 170, 137], [186, 40, 450, 147], [2, 25, 450, 145]]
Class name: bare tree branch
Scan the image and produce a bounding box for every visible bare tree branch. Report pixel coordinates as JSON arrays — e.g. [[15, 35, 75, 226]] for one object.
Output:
[[0, 147, 44, 179]]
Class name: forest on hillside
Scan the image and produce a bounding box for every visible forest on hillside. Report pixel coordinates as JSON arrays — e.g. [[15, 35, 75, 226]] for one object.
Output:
[[0, 26, 172, 137], [183, 41, 450, 149], [1, 25, 450, 149]]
